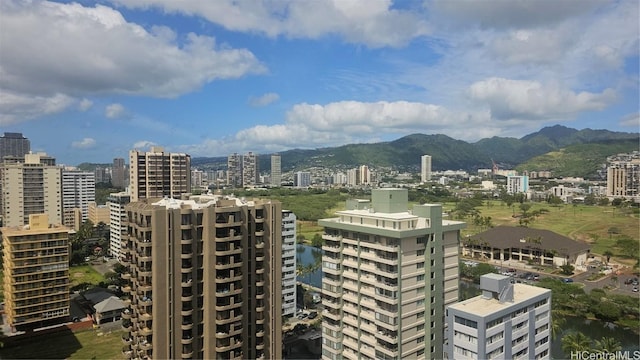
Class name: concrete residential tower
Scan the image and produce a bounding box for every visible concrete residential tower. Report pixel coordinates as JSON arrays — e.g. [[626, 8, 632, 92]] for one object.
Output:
[[61, 169, 96, 225], [2, 214, 70, 332], [129, 146, 191, 202], [121, 195, 282, 360], [446, 274, 552, 360], [0, 152, 62, 227], [421, 155, 432, 183], [270, 154, 281, 187], [281, 209, 297, 317], [319, 188, 465, 360]]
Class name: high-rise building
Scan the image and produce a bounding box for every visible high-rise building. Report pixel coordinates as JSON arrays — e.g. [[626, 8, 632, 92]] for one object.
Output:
[[294, 171, 311, 188], [359, 165, 371, 186], [0, 152, 62, 227], [421, 155, 432, 183], [227, 153, 242, 188], [62, 170, 95, 225], [129, 146, 191, 202], [242, 152, 259, 187], [88, 201, 110, 225], [0, 132, 30, 160], [506, 175, 529, 194], [107, 191, 130, 260], [112, 157, 126, 188], [270, 154, 281, 187], [2, 214, 70, 332], [445, 274, 552, 360], [319, 188, 465, 360], [281, 210, 297, 317], [606, 155, 640, 198], [94, 166, 109, 184], [121, 195, 282, 360]]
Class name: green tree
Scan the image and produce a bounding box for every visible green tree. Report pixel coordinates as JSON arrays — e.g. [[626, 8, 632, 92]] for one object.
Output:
[[560, 264, 575, 275], [311, 233, 323, 248], [551, 312, 565, 340], [603, 250, 613, 265], [595, 337, 622, 353], [562, 332, 592, 355]]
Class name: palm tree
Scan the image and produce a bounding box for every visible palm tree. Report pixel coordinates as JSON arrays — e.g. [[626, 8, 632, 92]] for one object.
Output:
[[551, 312, 565, 340], [562, 332, 592, 356], [595, 337, 622, 353]]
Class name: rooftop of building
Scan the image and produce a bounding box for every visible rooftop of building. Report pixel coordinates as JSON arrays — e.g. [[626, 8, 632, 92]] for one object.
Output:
[[448, 281, 550, 317], [467, 226, 591, 255]]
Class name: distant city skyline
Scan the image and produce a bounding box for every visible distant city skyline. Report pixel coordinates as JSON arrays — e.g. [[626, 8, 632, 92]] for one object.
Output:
[[0, 1, 638, 165]]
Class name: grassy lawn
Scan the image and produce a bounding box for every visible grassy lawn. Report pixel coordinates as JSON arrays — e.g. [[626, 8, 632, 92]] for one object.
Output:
[[298, 221, 323, 243], [70, 264, 105, 287], [458, 201, 639, 262], [0, 328, 124, 359]]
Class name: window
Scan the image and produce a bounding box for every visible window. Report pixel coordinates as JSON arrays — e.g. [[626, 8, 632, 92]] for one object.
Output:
[[417, 324, 425, 331], [486, 318, 503, 329], [417, 336, 424, 343], [416, 311, 425, 319], [487, 346, 504, 359], [417, 262, 425, 269], [487, 332, 503, 344], [416, 287, 425, 295], [417, 274, 425, 281], [417, 249, 425, 256], [417, 237, 427, 245], [455, 316, 478, 329], [417, 349, 425, 357]]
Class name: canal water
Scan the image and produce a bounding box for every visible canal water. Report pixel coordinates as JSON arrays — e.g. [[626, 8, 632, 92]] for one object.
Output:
[[298, 245, 640, 359], [296, 244, 323, 289]]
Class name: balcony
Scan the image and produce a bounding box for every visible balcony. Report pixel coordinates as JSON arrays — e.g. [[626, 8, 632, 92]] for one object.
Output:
[[140, 327, 153, 336], [122, 335, 132, 345], [121, 272, 131, 280], [140, 312, 152, 321], [122, 308, 132, 320]]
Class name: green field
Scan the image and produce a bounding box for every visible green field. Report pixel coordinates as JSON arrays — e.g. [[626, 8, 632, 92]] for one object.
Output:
[[457, 201, 639, 263], [0, 328, 124, 359], [70, 264, 105, 287]]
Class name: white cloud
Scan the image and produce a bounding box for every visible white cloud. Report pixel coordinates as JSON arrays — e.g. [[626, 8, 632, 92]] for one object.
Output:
[[469, 78, 616, 121], [78, 98, 93, 111], [429, 0, 608, 30], [109, 0, 429, 47], [71, 137, 97, 149], [133, 140, 157, 149], [0, 90, 75, 126], [0, 0, 265, 123], [248, 93, 280, 107], [619, 113, 640, 129], [179, 100, 497, 156], [105, 103, 126, 119]]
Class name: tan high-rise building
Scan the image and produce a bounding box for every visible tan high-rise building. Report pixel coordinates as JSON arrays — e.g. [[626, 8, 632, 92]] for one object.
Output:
[[270, 154, 281, 187], [2, 214, 70, 332], [120, 195, 282, 360], [319, 188, 465, 360], [88, 201, 110, 225], [129, 146, 191, 202], [0, 152, 62, 227]]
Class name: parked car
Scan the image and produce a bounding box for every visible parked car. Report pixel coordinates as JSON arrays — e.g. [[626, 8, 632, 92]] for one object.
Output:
[[632, 286, 639, 293], [308, 311, 318, 320], [563, 278, 574, 283], [297, 313, 308, 320]]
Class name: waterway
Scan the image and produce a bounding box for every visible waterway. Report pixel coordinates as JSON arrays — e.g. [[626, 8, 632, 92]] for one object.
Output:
[[298, 246, 640, 359], [296, 244, 323, 289]]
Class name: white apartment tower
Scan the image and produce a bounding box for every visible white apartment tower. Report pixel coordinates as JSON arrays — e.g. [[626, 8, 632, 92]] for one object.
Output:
[[421, 155, 432, 183], [506, 175, 529, 194], [0, 152, 62, 227], [107, 191, 130, 260], [62, 170, 96, 224], [281, 210, 297, 317], [319, 188, 466, 360], [446, 274, 552, 360], [271, 154, 281, 187], [129, 146, 191, 202], [294, 171, 311, 188]]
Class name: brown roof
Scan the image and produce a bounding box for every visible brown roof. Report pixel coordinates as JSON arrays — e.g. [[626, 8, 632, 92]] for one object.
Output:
[[467, 226, 591, 256]]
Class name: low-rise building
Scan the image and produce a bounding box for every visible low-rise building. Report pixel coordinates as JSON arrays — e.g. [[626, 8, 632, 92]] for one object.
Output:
[[446, 274, 551, 359]]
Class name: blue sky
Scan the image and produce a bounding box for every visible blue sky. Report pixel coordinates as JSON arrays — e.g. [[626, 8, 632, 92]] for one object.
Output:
[[0, 0, 638, 165]]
